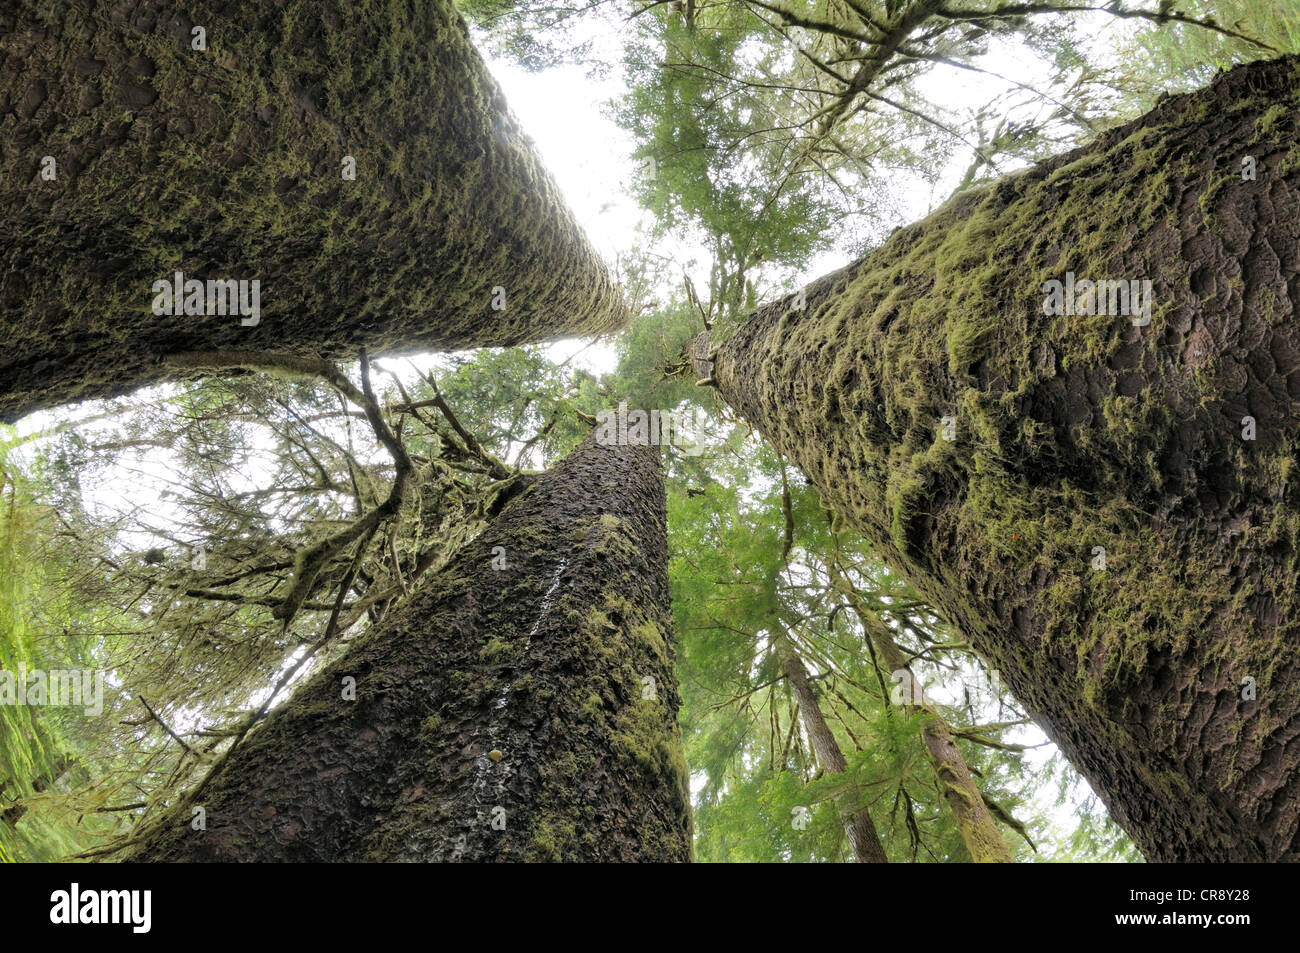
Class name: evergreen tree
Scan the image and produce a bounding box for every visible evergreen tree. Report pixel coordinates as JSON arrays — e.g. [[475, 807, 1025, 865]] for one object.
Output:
[[0, 0, 626, 422], [690, 55, 1300, 861]]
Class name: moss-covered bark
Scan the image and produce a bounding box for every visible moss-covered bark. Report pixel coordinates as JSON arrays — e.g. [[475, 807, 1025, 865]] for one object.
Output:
[[125, 433, 691, 862], [0, 0, 628, 422], [693, 56, 1300, 861], [875, 630, 1013, 863]]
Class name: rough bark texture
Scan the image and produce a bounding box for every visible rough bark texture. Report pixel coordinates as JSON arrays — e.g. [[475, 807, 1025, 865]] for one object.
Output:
[[0, 0, 628, 422], [778, 643, 887, 862], [693, 56, 1300, 861], [126, 433, 692, 861]]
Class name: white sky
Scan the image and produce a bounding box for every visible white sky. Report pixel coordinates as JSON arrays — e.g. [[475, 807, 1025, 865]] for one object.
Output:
[[495, 12, 1130, 375]]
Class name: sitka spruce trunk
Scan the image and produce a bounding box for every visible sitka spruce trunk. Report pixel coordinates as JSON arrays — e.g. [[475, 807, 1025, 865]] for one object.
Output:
[[126, 433, 692, 861], [0, 0, 628, 422], [692, 56, 1300, 861]]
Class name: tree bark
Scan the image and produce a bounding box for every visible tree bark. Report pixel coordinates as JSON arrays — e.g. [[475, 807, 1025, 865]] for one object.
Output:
[[0, 0, 627, 422], [777, 640, 887, 862], [126, 432, 692, 861], [827, 559, 1014, 861], [693, 56, 1300, 861]]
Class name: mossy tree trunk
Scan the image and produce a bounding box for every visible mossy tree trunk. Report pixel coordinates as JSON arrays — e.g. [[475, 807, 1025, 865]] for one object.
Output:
[[868, 621, 1014, 862], [0, 0, 627, 422], [777, 640, 887, 862], [126, 433, 692, 862], [693, 56, 1300, 861]]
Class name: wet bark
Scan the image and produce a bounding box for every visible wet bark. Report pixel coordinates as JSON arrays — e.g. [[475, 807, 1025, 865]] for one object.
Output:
[[777, 642, 887, 862], [126, 432, 691, 861], [693, 56, 1300, 861], [0, 0, 628, 422]]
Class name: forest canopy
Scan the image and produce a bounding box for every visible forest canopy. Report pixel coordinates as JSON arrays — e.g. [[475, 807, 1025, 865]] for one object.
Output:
[[1, 0, 1298, 864]]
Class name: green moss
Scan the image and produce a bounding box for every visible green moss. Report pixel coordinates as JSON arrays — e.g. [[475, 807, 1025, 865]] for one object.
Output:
[[512, 673, 537, 696], [889, 474, 926, 558], [479, 636, 514, 663], [526, 817, 576, 862], [703, 56, 1300, 857], [1253, 103, 1290, 141], [417, 715, 442, 743], [1, 0, 633, 422], [632, 619, 667, 658], [580, 692, 604, 721], [612, 697, 689, 789]]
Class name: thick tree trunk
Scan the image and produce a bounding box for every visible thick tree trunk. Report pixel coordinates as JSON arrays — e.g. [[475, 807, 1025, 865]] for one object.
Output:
[[694, 56, 1300, 861], [777, 641, 887, 862], [0, 0, 627, 422], [126, 433, 692, 861]]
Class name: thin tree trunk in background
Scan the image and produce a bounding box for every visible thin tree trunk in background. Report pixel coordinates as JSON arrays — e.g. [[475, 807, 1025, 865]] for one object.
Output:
[[0, 0, 627, 422], [778, 640, 887, 862], [694, 56, 1300, 861], [843, 589, 1014, 862], [126, 433, 692, 861], [881, 639, 1015, 864], [828, 560, 1013, 861]]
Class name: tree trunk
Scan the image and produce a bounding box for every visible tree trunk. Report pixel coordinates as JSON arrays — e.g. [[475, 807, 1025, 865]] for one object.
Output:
[[860, 611, 1014, 862], [693, 56, 1300, 861], [0, 0, 627, 422], [778, 640, 887, 862], [126, 433, 692, 861], [827, 560, 1013, 861]]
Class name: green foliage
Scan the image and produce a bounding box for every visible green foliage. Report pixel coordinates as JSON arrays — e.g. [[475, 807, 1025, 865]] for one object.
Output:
[[0, 430, 137, 860], [11, 0, 1269, 863], [612, 5, 908, 320], [1116, 0, 1300, 115], [455, 0, 612, 71]]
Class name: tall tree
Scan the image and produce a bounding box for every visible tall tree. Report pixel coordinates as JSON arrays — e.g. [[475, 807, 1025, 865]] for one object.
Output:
[[118, 431, 691, 861], [1117, 0, 1300, 116], [692, 55, 1300, 861], [829, 558, 1013, 862], [0, 0, 627, 422], [777, 638, 888, 862]]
